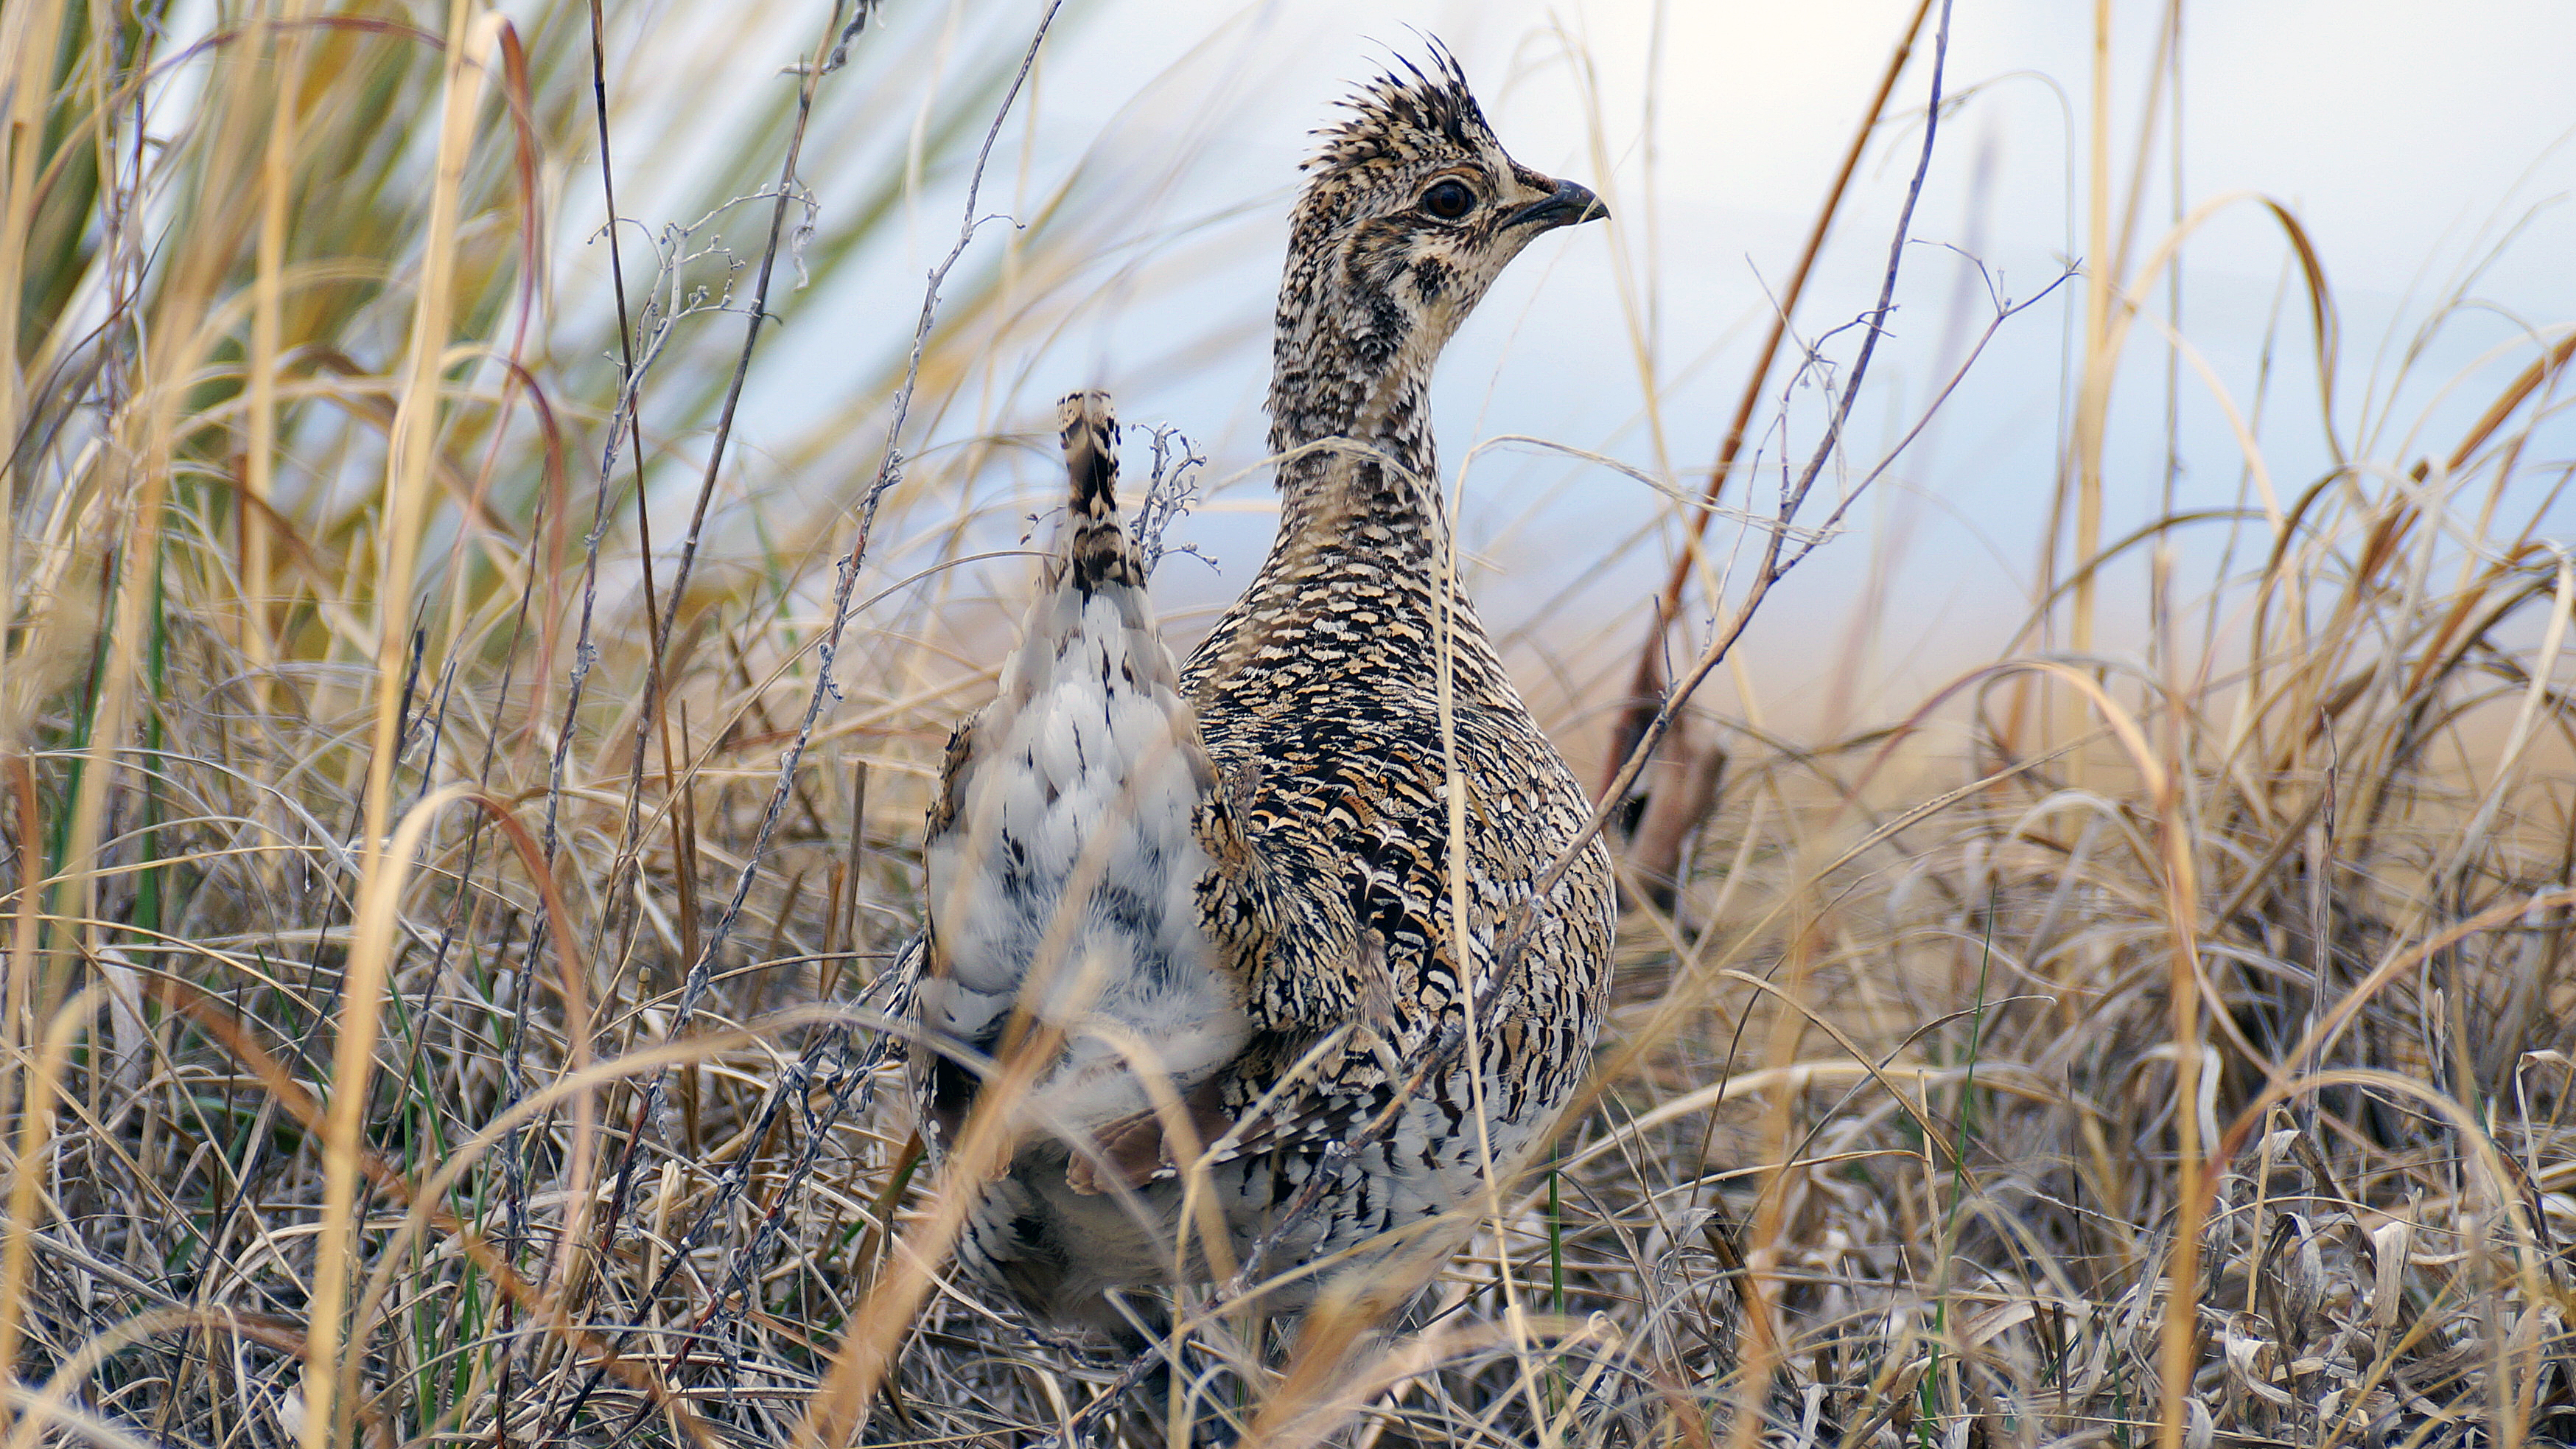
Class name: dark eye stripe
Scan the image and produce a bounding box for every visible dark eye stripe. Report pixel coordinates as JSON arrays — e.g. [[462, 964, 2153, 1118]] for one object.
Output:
[[1420, 179, 1476, 220]]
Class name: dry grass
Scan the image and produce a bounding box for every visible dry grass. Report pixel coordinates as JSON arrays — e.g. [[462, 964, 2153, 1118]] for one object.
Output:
[[2, 3, 2572, 1448]]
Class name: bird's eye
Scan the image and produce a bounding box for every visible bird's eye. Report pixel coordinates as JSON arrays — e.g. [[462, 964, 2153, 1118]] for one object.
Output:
[[1419, 179, 1477, 220]]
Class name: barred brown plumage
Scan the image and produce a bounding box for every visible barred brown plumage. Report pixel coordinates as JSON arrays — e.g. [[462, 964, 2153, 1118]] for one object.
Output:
[[911, 48, 1614, 1344]]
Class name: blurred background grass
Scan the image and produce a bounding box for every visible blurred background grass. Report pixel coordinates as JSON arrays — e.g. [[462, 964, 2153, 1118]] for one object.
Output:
[[3, 1, 2572, 1445]]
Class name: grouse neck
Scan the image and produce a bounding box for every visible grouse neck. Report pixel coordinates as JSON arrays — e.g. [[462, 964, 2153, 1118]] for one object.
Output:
[[1264, 368, 1449, 566]]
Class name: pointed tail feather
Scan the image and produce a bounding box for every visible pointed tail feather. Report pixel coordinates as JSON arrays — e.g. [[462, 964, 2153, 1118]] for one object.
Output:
[[1058, 389, 1140, 592], [1059, 388, 1118, 517]]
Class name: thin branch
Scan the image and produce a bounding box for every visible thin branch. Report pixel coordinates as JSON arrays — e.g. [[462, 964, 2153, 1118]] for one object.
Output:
[[542, 2, 856, 1434], [1600, 0, 1940, 798], [675, 0, 1067, 1025], [1524, 0, 1959, 964]]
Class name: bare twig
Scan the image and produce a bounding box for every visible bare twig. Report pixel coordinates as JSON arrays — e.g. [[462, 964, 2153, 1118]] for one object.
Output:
[[673, 0, 1063, 1033], [1600, 0, 1939, 803], [1518, 0, 1964, 967], [541, 7, 859, 1438]]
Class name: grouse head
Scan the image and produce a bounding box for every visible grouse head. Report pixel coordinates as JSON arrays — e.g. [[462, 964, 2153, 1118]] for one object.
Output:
[[1269, 48, 1607, 461]]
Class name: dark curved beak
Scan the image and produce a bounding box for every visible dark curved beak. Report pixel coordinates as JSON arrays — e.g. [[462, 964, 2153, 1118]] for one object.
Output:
[[1505, 178, 1609, 230]]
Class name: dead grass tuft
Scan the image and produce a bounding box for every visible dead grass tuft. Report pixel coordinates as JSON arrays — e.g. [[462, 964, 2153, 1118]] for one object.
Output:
[[0, 3, 2569, 1448]]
